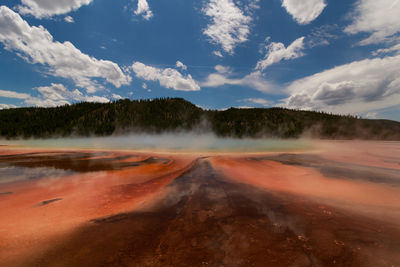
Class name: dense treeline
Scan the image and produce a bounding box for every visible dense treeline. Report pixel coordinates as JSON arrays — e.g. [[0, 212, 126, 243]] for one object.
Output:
[[0, 98, 399, 140]]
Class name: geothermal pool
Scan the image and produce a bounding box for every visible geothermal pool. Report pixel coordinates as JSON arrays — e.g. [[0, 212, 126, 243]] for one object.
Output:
[[0, 139, 400, 266]]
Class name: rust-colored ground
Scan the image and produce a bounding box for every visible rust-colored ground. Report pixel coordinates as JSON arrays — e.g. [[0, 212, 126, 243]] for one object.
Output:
[[0, 141, 399, 266]]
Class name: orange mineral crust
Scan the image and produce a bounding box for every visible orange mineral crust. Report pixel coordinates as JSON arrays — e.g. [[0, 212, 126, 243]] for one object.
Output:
[[314, 141, 400, 170], [0, 149, 195, 266], [210, 156, 400, 222], [0, 141, 400, 266]]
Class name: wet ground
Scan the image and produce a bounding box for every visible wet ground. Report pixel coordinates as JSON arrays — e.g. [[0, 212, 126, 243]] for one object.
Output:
[[0, 141, 400, 266]]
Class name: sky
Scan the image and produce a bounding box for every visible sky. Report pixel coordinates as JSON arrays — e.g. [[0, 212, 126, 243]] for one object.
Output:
[[0, 0, 399, 121]]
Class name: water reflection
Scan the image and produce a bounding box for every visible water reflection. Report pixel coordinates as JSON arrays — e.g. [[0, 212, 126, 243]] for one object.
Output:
[[0, 166, 74, 184]]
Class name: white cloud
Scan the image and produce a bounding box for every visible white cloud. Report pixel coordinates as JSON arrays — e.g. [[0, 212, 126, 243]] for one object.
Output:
[[241, 98, 272, 106], [235, 106, 254, 109], [36, 83, 80, 101], [372, 44, 400, 56], [0, 104, 17, 110], [364, 112, 378, 119], [246, 0, 261, 12], [214, 65, 232, 74], [0, 6, 131, 93], [28, 83, 110, 107], [175, 61, 187, 71], [282, 0, 327, 25], [285, 55, 400, 114], [344, 0, 400, 45], [201, 69, 278, 93], [111, 93, 123, 99], [213, 51, 223, 58], [256, 37, 305, 71], [203, 0, 251, 55], [134, 0, 153, 20], [131, 62, 200, 91], [84, 95, 110, 103], [16, 0, 93, 19], [24, 97, 70, 107], [306, 24, 340, 48], [0, 84, 110, 108], [0, 89, 30, 99], [64, 16, 74, 23]]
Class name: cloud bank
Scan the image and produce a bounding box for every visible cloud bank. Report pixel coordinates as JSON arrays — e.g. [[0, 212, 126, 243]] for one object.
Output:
[[285, 55, 400, 114]]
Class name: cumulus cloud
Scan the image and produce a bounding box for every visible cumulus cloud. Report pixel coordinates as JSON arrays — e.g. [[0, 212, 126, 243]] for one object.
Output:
[[344, 0, 400, 45], [201, 68, 278, 93], [0, 89, 30, 99], [0, 6, 131, 93], [175, 61, 187, 71], [284, 55, 400, 114], [131, 62, 200, 91], [134, 0, 153, 20], [202, 0, 251, 55], [281, 0, 327, 25], [64, 16, 74, 23], [16, 0, 93, 19], [256, 37, 305, 71]]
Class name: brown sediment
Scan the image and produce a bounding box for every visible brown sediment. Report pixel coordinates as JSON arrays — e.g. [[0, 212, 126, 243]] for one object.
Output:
[[38, 198, 63, 206]]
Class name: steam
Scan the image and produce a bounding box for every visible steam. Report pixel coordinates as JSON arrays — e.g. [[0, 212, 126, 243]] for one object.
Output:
[[0, 133, 314, 153]]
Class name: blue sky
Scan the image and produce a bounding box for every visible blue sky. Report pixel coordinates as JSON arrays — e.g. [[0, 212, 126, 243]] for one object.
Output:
[[0, 0, 400, 121]]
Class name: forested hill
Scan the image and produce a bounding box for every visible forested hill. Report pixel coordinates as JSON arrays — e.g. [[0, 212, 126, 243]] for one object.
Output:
[[0, 98, 399, 140]]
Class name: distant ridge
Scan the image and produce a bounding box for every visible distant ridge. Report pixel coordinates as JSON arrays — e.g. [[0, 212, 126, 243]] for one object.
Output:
[[0, 98, 399, 140]]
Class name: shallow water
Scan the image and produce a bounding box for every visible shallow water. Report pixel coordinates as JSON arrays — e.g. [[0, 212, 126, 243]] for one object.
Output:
[[0, 166, 74, 184], [0, 134, 314, 152]]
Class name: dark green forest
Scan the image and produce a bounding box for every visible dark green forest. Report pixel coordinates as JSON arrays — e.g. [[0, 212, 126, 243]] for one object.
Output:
[[0, 98, 399, 140]]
